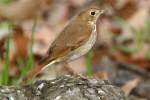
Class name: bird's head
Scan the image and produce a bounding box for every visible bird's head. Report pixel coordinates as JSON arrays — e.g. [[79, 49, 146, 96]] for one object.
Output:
[[78, 8, 104, 25]]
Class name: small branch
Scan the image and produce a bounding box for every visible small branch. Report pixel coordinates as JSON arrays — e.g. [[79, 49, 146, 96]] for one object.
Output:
[[115, 61, 150, 78]]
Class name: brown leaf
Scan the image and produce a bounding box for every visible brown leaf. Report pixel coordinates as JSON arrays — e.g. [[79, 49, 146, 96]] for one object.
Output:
[[96, 0, 138, 19], [122, 78, 141, 96], [0, 0, 53, 21], [33, 25, 57, 56], [12, 25, 29, 61], [0, 37, 6, 60], [116, 0, 138, 19], [94, 71, 108, 80]]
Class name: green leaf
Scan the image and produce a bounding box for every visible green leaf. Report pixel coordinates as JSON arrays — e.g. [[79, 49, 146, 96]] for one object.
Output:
[[1, 28, 10, 85], [118, 46, 137, 53], [86, 50, 94, 77]]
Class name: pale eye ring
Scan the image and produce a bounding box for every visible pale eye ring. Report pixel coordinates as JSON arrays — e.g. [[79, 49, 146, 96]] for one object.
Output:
[[90, 11, 96, 16]]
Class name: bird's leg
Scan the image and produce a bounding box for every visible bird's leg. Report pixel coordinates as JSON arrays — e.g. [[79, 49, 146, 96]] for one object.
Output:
[[62, 62, 76, 75]]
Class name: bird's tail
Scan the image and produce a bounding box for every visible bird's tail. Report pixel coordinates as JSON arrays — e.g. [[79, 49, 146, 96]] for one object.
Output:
[[21, 60, 56, 85]]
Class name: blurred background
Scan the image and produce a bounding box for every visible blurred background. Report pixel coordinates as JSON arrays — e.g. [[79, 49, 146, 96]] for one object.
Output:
[[0, 0, 150, 99]]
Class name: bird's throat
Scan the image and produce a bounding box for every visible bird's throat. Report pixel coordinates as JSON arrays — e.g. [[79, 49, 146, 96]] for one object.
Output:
[[88, 21, 96, 27]]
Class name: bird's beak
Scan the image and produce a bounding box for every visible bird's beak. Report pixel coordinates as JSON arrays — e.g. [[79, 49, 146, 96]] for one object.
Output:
[[98, 10, 105, 16]]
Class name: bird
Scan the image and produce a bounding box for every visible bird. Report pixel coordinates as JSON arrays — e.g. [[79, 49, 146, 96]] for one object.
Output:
[[22, 7, 104, 84]]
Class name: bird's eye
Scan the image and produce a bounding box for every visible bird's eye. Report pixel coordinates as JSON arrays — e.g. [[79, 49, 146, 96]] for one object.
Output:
[[90, 11, 96, 16]]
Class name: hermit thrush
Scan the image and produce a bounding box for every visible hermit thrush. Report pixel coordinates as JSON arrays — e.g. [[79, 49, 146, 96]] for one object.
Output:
[[23, 7, 104, 83]]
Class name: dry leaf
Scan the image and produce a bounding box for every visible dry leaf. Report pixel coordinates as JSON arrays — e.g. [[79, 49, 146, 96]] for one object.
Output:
[[0, 0, 53, 21], [0, 37, 6, 60], [12, 25, 29, 60], [116, 0, 138, 19], [122, 78, 141, 96], [34, 26, 55, 55], [94, 71, 108, 80]]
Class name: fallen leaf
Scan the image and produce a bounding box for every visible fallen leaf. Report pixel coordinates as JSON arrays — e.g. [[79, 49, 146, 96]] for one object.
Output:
[[0, 0, 53, 21], [12, 25, 29, 61], [122, 78, 141, 96], [94, 71, 108, 80], [0, 37, 6, 60]]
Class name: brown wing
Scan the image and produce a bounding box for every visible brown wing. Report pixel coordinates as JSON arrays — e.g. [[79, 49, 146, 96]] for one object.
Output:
[[39, 19, 93, 66]]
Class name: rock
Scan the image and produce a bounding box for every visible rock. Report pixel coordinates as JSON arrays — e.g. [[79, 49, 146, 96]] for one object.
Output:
[[0, 75, 126, 100]]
